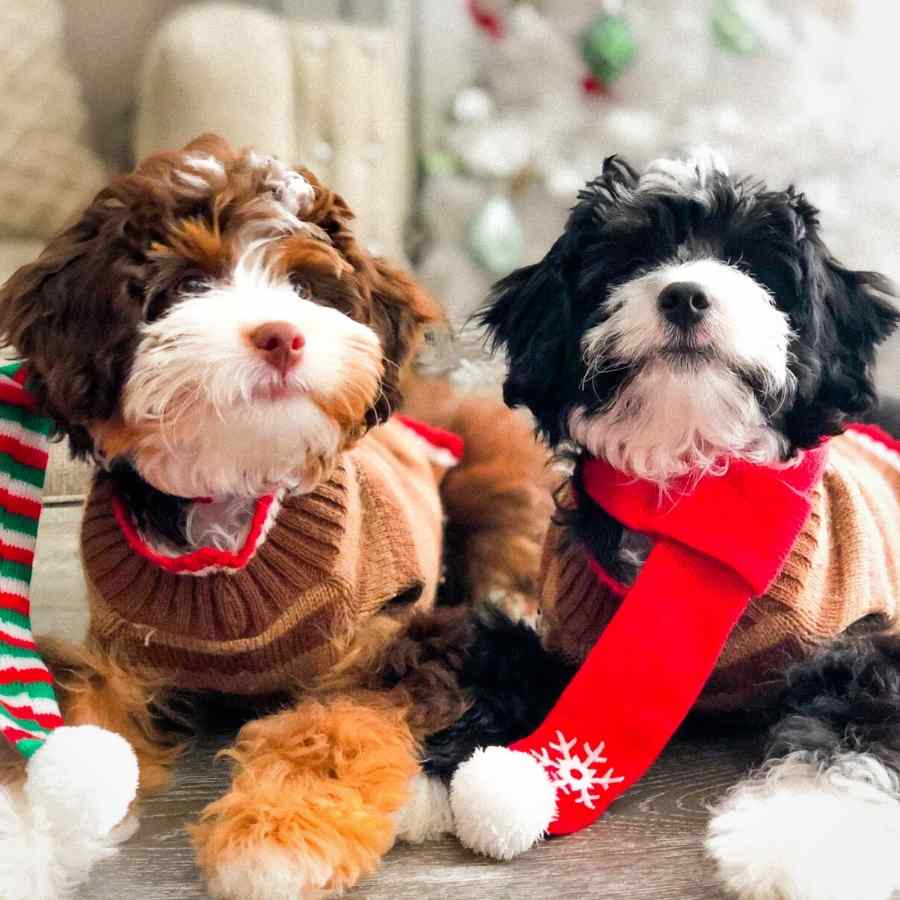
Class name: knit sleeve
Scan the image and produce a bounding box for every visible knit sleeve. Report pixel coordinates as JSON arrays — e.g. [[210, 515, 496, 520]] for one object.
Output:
[[701, 432, 900, 712], [539, 518, 622, 664]]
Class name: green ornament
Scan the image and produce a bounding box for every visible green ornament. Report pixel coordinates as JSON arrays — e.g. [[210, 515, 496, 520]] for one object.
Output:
[[711, 0, 763, 55], [580, 12, 636, 84], [421, 149, 461, 177], [467, 193, 525, 277]]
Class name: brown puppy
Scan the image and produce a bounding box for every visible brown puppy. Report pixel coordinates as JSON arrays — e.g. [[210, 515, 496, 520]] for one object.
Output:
[[0, 135, 553, 898]]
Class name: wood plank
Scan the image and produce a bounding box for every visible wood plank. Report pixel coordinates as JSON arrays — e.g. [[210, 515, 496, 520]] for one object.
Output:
[[72, 731, 750, 899]]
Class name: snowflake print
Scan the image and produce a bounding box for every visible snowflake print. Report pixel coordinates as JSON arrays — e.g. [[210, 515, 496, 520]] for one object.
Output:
[[530, 730, 625, 809]]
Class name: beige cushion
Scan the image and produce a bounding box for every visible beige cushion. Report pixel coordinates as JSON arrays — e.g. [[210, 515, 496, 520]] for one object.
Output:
[[135, 4, 296, 163], [0, 0, 107, 239], [136, 4, 411, 262], [0, 240, 45, 285]]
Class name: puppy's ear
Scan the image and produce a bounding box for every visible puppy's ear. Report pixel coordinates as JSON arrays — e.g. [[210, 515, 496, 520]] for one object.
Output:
[[479, 155, 639, 444], [0, 193, 144, 456], [299, 168, 441, 423], [786, 239, 899, 445], [479, 238, 575, 444], [816, 258, 898, 412], [366, 257, 441, 424]]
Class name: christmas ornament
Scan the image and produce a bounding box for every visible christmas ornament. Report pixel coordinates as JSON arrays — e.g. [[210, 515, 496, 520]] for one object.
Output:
[[467, 191, 525, 276], [467, 0, 504, 41], [580, 9, 637, 85], [711, 0, 763, 55], [0, 361, 139, 900], [420, 149, 461, 178], [454, 118, 532, 180], [452, 86, 495, 124]]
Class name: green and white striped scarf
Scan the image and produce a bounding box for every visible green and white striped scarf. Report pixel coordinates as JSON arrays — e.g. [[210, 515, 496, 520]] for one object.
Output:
[[0, 361, 59, 758]]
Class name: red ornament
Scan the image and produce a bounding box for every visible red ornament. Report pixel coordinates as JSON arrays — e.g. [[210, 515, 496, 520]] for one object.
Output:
[[581, 74, 608, 96], [467, 0, 504, 41]]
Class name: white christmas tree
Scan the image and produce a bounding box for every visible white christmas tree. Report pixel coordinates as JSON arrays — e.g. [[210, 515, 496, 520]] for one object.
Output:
[[416, 0, 900, 389]]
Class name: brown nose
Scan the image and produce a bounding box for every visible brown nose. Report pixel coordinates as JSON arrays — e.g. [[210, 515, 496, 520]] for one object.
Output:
[[250, 321, 305, 375]]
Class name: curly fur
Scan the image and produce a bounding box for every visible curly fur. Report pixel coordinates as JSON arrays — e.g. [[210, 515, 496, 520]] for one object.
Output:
[[0, 134, 560, 898], [481, 155, 898, 461], [481, 151, 898, 573], [473, 152, 900, 898], [0, 134, 438, 479], [192, 698, 419, 899]]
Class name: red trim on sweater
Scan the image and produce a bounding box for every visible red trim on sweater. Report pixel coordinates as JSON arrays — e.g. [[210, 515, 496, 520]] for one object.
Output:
[[111, 493, 276, 575], [845, 422, 900, 454], [395, 415, 465, 462], [110, 416, 462, 575]]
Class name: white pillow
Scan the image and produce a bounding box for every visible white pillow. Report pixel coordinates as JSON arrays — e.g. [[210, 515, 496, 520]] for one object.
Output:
[[0, 0, 107, 239]]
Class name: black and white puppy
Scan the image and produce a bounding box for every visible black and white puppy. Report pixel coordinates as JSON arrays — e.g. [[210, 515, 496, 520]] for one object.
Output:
[[425, 151, 900, 900], [489, 150, 895, 481]]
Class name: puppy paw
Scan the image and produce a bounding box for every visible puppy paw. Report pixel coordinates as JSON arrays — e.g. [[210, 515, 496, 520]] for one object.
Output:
[[707, 752, 900, 900], [395, 773, 454, 843], [205, 846, 334, 900], [193, 777, 380, 899], [193, 699, 420, 898]]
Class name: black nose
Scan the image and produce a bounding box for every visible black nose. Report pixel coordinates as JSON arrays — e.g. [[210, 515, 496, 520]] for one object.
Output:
[[657, 282, 710, 328]]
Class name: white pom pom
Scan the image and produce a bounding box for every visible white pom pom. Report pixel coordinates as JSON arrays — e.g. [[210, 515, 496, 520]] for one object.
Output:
[[0, 726, 139, 900], [26, 725, 139, 837], [450, 747, 557, 860]]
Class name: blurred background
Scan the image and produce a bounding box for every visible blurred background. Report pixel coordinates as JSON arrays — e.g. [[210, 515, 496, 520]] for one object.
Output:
[[1, 0, 897, 397]]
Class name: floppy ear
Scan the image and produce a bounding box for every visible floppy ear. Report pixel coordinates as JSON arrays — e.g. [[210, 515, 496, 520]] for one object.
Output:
[[478, 238, 576, 444], [479, 155, 639, 444], [298, 167, 441, 423], [0, 192, 145, 456], [816, 259, 898, 413], [366, 257, 442, 424], [785, 237, 899, 446]]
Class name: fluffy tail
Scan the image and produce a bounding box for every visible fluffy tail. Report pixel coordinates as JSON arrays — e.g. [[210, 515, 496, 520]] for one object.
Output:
[[707, 626, 900, 900], [401, 374, 559, 616]]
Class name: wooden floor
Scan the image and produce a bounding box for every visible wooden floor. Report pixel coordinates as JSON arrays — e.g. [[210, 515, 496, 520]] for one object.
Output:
[[33, 505, 757, 900]]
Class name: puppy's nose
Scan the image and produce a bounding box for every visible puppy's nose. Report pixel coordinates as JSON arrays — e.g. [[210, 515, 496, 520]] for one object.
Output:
[[657, 282, 710, 328], [250, 321, 305, 375]]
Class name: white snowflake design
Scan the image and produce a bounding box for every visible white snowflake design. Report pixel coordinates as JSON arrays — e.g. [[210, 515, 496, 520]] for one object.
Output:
[[530, 730, 625, 809]]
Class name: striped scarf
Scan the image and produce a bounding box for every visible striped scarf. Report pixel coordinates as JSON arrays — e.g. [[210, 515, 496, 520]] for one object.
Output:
[[0, 361, 59, 758]]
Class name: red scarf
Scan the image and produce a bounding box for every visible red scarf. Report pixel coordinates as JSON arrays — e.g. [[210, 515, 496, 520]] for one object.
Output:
[[510, 443, 829, 834]]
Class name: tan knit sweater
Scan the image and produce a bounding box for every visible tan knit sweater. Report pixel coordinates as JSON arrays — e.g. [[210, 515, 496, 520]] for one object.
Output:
[[541, 430, 900, 712], [82, 420, 446, 695]]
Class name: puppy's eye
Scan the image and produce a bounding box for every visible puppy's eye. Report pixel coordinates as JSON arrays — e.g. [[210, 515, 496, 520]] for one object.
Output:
[[292, 279, 313, 300], [179, 276, 208, 295]]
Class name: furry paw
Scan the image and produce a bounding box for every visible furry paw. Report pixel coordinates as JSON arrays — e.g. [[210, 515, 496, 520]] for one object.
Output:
[[194, 699, 420, 898], [205, 847, 334, 900], [707, 752, 900, 900], [395, 773, 454, 843]]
